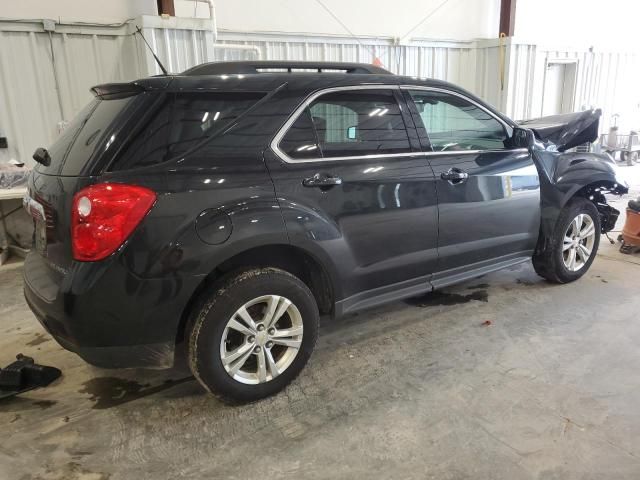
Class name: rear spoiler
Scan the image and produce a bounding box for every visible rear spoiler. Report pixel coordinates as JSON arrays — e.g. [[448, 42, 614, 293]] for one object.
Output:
[[91, 77, 173, 99], [518, 109, 601, 152], [91, 82, 145, 98]]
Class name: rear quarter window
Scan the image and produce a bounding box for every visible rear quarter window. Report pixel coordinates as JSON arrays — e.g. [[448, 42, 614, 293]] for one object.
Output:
[[38, 96, 136, 176], [110, 92, 265, 170]]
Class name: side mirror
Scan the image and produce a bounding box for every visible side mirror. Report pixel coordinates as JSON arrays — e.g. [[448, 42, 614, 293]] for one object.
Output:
[[511, 127, 535, 149]]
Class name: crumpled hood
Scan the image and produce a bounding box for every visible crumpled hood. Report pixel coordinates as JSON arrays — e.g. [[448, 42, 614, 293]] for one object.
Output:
[[518, 109, 601, 152]]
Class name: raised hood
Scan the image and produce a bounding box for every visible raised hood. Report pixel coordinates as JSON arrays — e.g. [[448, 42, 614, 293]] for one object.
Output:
[[518, 109, 601, 152]]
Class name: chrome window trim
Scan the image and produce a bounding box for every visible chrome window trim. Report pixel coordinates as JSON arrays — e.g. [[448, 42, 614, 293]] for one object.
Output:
[[425, 147, 528, 156], [271, 84, 521, 164], [272, 151, 423, 164]]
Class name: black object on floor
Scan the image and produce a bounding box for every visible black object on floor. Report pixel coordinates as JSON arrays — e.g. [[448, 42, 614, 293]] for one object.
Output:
[[0, 354, 61, 399]]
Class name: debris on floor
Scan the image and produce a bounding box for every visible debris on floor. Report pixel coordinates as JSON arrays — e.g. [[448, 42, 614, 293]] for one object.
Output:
[[0, 354, 61, 400]]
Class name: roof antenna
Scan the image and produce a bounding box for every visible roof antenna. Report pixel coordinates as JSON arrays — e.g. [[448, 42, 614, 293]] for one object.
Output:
[[134, 25, 168, 75]]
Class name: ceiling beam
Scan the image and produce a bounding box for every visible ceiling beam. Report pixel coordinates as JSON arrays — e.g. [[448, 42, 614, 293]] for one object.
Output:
[[499, 0, 517, 36], [157, 0, 175, 16]]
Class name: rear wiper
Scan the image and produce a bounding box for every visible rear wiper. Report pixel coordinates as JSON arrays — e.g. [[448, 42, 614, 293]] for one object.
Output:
[[32, 147, 51, 167]]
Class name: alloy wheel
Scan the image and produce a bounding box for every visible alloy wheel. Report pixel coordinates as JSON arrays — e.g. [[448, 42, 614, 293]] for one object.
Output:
[[562, 213, 596, 272], [219, 295, 304, 385]]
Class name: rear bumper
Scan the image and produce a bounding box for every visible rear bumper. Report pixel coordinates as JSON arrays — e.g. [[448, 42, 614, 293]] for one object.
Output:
[[24, 286, 174, 368], [23, 251, 203, 369]]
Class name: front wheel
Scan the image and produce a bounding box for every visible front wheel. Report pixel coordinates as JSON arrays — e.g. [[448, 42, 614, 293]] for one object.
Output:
[[188, 268, 319, 403], [533, 198, 600, 283]]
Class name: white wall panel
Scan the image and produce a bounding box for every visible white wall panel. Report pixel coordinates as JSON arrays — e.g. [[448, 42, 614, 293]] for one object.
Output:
[[213, 32, 482, 94], [2, 19, 639, 167], [0, 22, 141, 166], [505, 41, 640, 131], [516, 0, 640, 48], [0, 16, 214, 166]]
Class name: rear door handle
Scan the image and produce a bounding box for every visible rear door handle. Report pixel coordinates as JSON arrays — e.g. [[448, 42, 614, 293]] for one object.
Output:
[[440, 168, 469, 184], [302, 173, 343, 188]]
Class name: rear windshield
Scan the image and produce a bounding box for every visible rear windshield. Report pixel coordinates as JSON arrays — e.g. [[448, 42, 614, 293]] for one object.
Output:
[[37, 96, 137, 176], [110, 92, 264, 171]]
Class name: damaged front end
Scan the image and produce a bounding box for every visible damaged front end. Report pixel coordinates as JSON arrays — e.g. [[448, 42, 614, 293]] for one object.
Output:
[[519, 109, 602, 152], [600, 203, 621, 233], [581, 183, 623, 233], [522, 109, 629, 235]]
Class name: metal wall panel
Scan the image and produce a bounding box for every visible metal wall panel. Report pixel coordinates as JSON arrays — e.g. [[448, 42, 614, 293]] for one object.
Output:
[[2, 19, 639, 167], [0, 21, 141, 166], [214, 32, 478, 84], [505, 41, 640, 130], [212, 33, 510, 113], [145, 24, 214, 74]]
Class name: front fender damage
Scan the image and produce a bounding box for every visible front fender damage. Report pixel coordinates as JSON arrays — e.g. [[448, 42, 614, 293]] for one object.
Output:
[[533, 148, 628, 240]]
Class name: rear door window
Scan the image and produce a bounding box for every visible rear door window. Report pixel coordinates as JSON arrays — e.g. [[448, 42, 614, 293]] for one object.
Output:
[[39, 96, 136, 175], [278, 109, 321, 160], [111, 92, 264, 170]]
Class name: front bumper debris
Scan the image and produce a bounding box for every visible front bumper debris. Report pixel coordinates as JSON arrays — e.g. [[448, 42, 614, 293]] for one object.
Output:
[[598, 203, 621, 233]]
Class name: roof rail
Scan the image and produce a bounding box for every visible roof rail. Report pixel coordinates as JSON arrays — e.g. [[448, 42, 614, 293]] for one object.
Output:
[[182, 61, 392, 76]]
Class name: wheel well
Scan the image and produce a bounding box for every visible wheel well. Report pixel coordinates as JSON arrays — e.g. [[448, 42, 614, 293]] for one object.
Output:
[[570, 180, 620, 232], [174, 244, 334, 346], [571, 180, 617, 204]]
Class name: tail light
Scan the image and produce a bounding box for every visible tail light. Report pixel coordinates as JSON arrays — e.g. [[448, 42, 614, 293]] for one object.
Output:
[[71, 183, 156, 261]]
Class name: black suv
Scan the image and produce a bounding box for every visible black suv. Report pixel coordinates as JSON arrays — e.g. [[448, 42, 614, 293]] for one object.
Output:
[[23, 61, 628, 402]]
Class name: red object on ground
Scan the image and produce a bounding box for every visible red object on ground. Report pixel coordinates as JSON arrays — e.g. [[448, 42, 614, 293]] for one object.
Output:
[[622, 208, 640, 247], [481, 320, 492, 326]]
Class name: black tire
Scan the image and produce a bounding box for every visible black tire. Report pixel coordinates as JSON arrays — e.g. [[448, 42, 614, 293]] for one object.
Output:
[[621, 151, 635, 166], [620, 151, 627, 164], [532, 198, 600, 283], [187, 267, 319, 403]]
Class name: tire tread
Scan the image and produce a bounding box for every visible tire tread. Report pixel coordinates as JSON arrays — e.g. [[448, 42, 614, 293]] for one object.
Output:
[[187, 267, 318, 404], [532, 198, 600, 284]]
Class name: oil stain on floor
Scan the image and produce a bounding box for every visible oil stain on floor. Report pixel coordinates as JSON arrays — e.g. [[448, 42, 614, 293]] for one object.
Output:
[[79, 376, 194, 410], [405, 290, 489, 307], [466, 283, 490, 290], [25, 333, 50, 347], [32, 399, 57, 409]]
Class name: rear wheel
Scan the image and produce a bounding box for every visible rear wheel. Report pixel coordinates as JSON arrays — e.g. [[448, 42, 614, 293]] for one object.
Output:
[[620, 151, 638, 166], [188, 268, 319, 403], [533, 198, 600, 283]]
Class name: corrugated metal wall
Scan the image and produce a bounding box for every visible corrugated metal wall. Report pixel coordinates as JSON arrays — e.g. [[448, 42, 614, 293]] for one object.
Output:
[[214, 32, 484, 101], [505, 42, 640, 130], [144, 17, 215, 74], [215, 33, 640, 131], [1, 17, 638, 167], [0, 21, 142, 166]]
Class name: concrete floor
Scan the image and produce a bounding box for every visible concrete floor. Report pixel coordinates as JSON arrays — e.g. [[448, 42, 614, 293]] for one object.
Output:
[[2, 165, 640, 480]]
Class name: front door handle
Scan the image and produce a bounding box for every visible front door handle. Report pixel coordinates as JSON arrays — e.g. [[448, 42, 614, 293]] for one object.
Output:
[[302, 173, 343, 188], [441, 168, 469, 184]]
